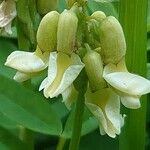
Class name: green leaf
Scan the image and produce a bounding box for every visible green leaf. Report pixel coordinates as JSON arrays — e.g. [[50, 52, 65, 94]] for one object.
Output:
[[0, 126, 28, 150], [62, 107, 98, 138], [87, 1, 118, 18], [0, 75, 62, 136]]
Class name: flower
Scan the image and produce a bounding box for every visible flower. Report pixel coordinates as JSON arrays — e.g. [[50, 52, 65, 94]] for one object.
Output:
[[39, 9, 83, 99], [5, 10, 59, 82], [39, 51, 84, 98], [85, 88, 124, 138], [0, 0, 16, 34], [5, 47, 49, 82], [103, 58, 150, 109]]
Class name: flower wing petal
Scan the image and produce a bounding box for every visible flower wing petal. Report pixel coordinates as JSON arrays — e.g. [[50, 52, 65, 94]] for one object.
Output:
[[104, 72, 150, 96], [105, 91, 123, 134], [5, 51, 46, 73], [121, 95, 141, 109], [13, 71, 30, 82]]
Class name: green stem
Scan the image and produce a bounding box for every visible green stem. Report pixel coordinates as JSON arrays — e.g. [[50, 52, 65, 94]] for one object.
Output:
[[56, 137, 66, 150], [119, 1, 147, 150], [69, 70, 88, 150]]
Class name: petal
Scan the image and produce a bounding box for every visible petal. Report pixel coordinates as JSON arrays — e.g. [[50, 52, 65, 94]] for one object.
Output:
[[121, 95, 141, 109], [13, 71, 31, 82], [39, 52, 57, 93], [104, 72, 150, 96], [105, 91, 122, 134], [44, 52, 84, 98], [39, 77, 48, 92], [103, 57, 127, 76], [62, 84, 78, 109], [0, 0, 16, 27], [5, 51, 46, 73]]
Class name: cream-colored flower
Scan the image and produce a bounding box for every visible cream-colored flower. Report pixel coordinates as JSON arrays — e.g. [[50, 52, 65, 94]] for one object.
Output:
[[103, 58, 150, 109], [0, 0, 16, 34], [5, 47, 49, 82], [39, 51, 84, 98], [85, 88, 124, 138]]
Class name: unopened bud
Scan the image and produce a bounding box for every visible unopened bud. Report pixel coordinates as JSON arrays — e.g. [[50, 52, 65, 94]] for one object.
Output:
[[99, 16, 126, 64], [37, 0, 58, 15], [91, 11, 106, 22], [37, 11, 59, 52], [83, 45, 106, 92], [57, 10, 78, 55]]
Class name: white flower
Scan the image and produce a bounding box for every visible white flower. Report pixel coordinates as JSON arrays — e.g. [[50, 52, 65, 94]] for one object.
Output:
[[0, 0, 16, 34], [5, 47, 49, 82], [103, 58, 150, 109], [39, 51, 84, 98], [85, 87, 124, 138]]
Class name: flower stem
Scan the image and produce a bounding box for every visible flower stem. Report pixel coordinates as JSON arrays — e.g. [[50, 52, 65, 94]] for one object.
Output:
[[56, 137, 66, 150], [119, 0, 148, 150], [69, 69, 88, 150]]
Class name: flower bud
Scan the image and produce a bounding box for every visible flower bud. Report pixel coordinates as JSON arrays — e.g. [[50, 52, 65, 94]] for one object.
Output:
[[83, 47, 106, 92], [57, 10, 78, 55], [37, 0, 58, 15], [91, 11, 106, 22], [37, 11, 59, 52], [99, 16, 126, 64]]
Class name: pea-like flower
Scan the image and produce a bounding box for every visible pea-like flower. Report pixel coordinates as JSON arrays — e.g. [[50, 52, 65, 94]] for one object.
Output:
[[85, 88, 124, 138], [103, 58, 150, 109], [39, 9, 84, 99], [39, 52, 84, 98], [0, 0, 16, 34], [5, 11, 59, 82]]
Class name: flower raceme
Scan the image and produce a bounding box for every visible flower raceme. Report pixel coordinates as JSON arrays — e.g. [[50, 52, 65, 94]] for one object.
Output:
[[0, 0, 16, 34], [4, 7, 150, 138]]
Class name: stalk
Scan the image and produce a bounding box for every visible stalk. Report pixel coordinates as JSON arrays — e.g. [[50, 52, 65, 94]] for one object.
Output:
[[69, 70, 88, 150], [119, 1, 148, 150]]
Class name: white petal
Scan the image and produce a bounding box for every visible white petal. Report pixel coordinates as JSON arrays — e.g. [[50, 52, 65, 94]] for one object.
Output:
[[5, 51, 46, 73], [62, 84, 78, 109], [47, 52, 58, 86], [13, 71, 30, 82], [104, 72, 150, 96], [39, 77, 48, 91], [121, 95, 141, 109], [105, 91, 122, 134], [40, 52, 58, 98]]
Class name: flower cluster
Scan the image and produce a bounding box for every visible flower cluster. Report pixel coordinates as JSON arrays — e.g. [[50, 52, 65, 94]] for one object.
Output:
[[0, 0, 16, 34], [5, 5, 150, 138]]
